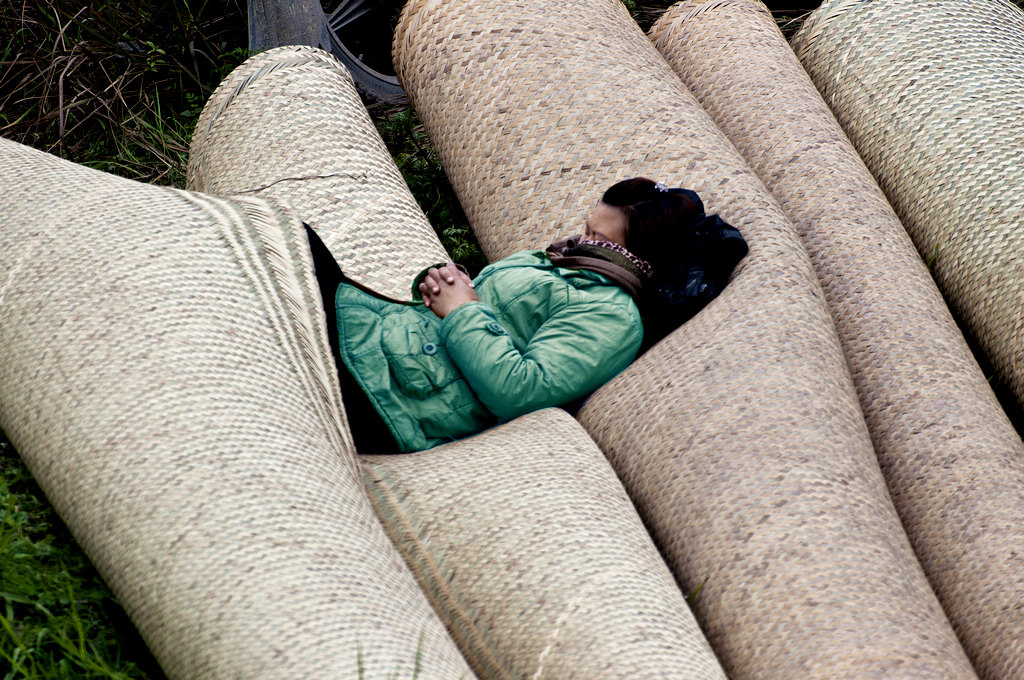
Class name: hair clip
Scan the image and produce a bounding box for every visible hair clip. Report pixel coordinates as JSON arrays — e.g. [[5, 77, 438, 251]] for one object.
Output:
[[654, 181, 668, 192]]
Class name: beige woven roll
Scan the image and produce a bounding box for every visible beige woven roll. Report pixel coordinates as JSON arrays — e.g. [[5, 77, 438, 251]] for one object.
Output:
[[649, 2, 1024, 677], [394, 0, 976, 676], [0, 137, 475, 679], [186, 43, 720, 677], [792, 0, 1024, 410], [361, 408, 726, 680], [188, 45, 448, 302]]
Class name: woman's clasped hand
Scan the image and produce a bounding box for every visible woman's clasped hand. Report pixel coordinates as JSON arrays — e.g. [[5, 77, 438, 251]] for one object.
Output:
[[418, 262, 479, 318]]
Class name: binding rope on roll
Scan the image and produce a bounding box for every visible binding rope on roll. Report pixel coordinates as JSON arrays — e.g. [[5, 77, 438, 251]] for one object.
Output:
[[791, 0, 1024, 413], [393, 0, 976, 676], [188, 45, 448, 302], [362, 408, 726, 680], [0, 136, 475, 680], [649, 3, 1024, 677]]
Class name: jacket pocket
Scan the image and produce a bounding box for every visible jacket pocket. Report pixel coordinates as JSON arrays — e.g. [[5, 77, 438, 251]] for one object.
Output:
[[381, 321, 459, 399]]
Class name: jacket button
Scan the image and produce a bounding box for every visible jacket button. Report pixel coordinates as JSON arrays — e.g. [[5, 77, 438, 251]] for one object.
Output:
[[487, 322, 505, 334], [422, 342, 438, 355]]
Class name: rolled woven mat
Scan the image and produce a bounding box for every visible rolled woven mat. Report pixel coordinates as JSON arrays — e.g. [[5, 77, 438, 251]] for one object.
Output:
[[0, 137, 475, 679], [393, 0, 975, 676], [188, 43, 721, 679], [361, 407, 726, 680], [188, 45, 448, 302], [791, 0, 1024, 410], [649, 2, 1024, 677]]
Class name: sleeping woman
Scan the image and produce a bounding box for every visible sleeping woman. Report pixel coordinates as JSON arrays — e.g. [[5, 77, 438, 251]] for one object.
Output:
[[306, 177, 747, 452]]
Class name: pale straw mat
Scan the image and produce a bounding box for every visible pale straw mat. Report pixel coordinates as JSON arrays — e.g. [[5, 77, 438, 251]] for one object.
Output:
[[792, 0, 1024, 413], [649, 2, 1024, 677], [188, 45, 449, 302], [393, 0, 976, 676], [188, 45, 723, 678], [0, 136, 474, 679], [363, 408, 727, 680]]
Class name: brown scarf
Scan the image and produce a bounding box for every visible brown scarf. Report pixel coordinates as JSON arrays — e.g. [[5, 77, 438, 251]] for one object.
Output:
[[545, 235, 647, 301]]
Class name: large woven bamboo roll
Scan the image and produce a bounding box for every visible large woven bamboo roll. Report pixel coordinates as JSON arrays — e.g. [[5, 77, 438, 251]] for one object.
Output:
[[649, 3, 1024, 677], [188, 45, 448, 302], [361, 408, 726, 680], [792, 0, 1024, 409], [0, 137, 475, 679], [393, 0, 975, 677]]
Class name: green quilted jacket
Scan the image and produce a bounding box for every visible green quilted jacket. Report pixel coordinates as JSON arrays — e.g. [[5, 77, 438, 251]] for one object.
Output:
[[334, 250, 643, 452]]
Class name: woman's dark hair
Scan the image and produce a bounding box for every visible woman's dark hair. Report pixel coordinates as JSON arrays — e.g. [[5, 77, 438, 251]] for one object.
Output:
[[600, 177, 704, 272], [602, 177, 748, 350]]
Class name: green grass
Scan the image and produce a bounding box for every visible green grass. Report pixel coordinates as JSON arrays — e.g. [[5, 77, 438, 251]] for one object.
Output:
[[0, 0, 249, 184], [1, 432, 164, 680]]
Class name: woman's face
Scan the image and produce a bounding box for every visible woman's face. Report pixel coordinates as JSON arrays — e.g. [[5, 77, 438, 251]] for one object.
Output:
[[584, 202, 628, 247]]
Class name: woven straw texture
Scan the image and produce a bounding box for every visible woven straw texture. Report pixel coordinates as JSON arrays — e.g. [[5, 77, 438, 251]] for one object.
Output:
[[649, 2, 1024, 677], [792, 0, 1024, 410], [0, 137, 475, 680], [186, 44, 720, 677], [393, 0, 974, 676], [362, 408, 725, 680], [188, 45, 448, 302]]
